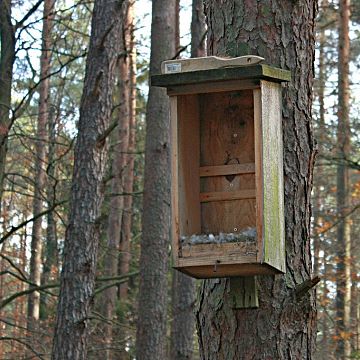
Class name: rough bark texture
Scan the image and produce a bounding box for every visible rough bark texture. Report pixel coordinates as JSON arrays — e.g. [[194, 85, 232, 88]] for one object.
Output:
[[119, 0, 136, 301], [27, 0, 55, 329], [135, 0, 176, 359], [335, 0, 352, 358], [100, 2, 129, 357], [0, 0, 15, 207], [195, 1, 317, 359], [170, 2, 206, 359], [51, 1, 123, 358]]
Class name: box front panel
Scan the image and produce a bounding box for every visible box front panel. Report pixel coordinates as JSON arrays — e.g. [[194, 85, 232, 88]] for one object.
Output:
[[260, 81, 286, 272]]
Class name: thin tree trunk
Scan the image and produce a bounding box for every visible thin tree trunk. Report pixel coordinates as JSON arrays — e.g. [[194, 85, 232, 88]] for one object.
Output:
[[100, 1, 129, 358], [335, 0, 352, 358], [27, 0, 55, 329], [135, 0, 176, 358], [40, 90, 61, 319], [191, 0, 206, 58], [119, 0, 136, 301], [314, 2, 328, 355], [51, 0, 123, 358], [170, 2, 206, 359], [196, 1, 317, 358], [0, 0, 15, 207]]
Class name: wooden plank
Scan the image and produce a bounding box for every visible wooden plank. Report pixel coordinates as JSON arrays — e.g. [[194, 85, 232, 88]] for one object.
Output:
[[167, 79, 260, 96], [254, 89, 264, 263], [170, 97, 180, 262], [176, 263, 281, 279], [177, 95, 201, 240], [178, 250, 257, 267], [181, 241, 256, 259], [230, 277, 259, 309], [161, 55, 264, 74], [151, 64, 291, 88], [260, 80, 286, 273], [199, 90, 256, 234], [200, 189, 255, 203], [199, 163, 255, 177]]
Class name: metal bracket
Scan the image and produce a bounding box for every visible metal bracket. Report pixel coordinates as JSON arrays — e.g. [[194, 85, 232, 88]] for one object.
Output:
[[229, 276, 259, 309]]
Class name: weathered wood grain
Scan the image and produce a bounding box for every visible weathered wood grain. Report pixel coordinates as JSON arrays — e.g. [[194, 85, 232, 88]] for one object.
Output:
[[161, 55, 264, 74], [260, 80, 285, 273]]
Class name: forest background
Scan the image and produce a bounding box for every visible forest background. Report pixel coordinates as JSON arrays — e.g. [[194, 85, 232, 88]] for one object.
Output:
[[0, 0, 359, 359]]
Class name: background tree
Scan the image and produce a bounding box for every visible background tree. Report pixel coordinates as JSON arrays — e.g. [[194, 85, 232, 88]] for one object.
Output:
[[51, 0, 124, 358], [335, 0, 352, 357], [170, 1, 206, 359], [27, 0, 55, 330], [135, 0, 176, 358]]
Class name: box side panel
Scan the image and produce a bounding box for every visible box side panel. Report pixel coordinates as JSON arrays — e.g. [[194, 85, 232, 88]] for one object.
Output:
[[253, 89, 264, 263], [260, 81, 286, 272], [177, 95, 201, 244], [170, 97, 180, 264]]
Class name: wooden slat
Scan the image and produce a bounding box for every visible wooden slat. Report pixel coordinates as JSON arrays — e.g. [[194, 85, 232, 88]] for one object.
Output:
[[199, 163, 255, 177], [177, 263, 282, 279], [181, 241, 256, 259], [254, 89, 264, 263], [167, 79, 259, 96], [161, 56, 264, 74], [177, 95, 201, 236], [200, 189, 256, 203], [170, 96, 179, 262]]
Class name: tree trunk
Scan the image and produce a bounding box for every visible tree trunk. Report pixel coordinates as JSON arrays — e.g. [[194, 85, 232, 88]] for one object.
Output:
[[27, 0, 55, 329], [335, 0, 352, 358], [41, 81, 63, 319], [135, 0, 176, 359], [119, 0, 136, 301], [51, 0, 123, 358], [196, 1, 317, 359], [0, 0, 15, 207], [191, 0, 206, 58], [100, 1, 129, 358], [170, 2, 206, 359]]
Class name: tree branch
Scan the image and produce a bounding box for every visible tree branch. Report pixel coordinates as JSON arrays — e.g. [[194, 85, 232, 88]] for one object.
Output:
[[0, 200, 68, 246], [15, 0, 44, 30]]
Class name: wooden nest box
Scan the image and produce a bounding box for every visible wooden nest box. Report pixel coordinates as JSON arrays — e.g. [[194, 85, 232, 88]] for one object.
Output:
[[152, 56, 291, 279]]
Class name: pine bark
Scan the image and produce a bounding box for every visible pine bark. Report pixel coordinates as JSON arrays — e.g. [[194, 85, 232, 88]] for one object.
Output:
[[196, 1, 317, 359], [335, 0, 352, 358], [100, 2, 131, 358], [27, 0, 55, 329], [119, 1, 136, 301], [135, 0, 176, 358], [0, 0, 15, 207], [51, 0, 123, 358], [170, 2, 206, 359]]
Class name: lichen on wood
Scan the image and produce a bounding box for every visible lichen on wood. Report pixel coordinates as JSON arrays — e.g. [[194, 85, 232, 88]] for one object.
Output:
[[180, 227, 256, 246]]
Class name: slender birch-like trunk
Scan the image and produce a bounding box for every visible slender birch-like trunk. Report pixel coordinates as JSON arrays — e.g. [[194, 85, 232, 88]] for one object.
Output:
[[27, 0, 55, 329]]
